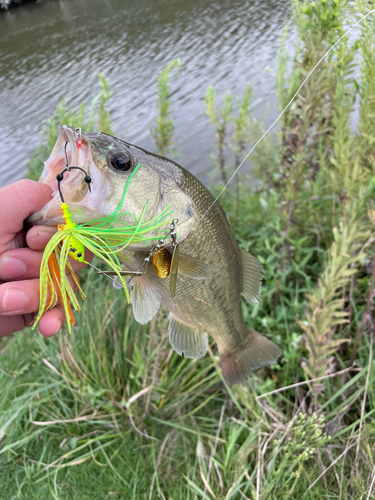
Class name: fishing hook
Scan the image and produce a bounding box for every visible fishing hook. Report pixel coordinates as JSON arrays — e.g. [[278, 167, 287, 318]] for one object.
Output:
[[63, 131, 82, 169], [56, 166, 92, 203], [63, 140, 69, 170]]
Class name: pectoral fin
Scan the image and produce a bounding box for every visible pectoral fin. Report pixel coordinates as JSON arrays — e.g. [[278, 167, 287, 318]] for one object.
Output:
[[168, 314, 208, 358], [113, 276, 123, 290], [131, 276, 161, 325], [178, 253, 211, 280], [151, 247, 210, 283], [241, 249, 264, 303]]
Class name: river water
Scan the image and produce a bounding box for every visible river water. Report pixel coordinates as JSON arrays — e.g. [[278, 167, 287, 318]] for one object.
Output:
[[0, 0, 294, 188]]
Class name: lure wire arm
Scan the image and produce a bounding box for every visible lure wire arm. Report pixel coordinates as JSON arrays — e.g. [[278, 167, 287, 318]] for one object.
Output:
[[84, 261, 141, 291], [128, 218, 180, 288], [170, 218, 179, 249], [96, 270, 144, 276]]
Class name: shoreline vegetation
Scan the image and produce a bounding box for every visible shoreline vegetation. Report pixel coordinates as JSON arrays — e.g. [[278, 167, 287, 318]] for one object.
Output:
[[2, 0, 375, 498]]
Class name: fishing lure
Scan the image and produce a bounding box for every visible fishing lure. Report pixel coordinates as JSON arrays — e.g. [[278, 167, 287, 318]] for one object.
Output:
[[124, 216, 181, 297], [32, 158, 175, 334]]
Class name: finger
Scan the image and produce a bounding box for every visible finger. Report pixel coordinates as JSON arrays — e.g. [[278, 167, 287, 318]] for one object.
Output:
[[0, 305, 66, 338], [0, 180, 53, 240], [26, 225, 93, 267], [0, 314, 34, 338], [0, 273, 79, 316], [0, 249, 42, 281], [38, 304, 66, 337], [0, 279, 41, 316], [0, 247, 93, 281], [26, 225, 57, 251]]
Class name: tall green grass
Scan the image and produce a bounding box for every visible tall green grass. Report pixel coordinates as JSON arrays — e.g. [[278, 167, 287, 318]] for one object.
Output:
[[2, 0, 375, 498]]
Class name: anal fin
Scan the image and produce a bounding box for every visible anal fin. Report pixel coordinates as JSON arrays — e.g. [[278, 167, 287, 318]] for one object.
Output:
[[168, 314, 208, 358], [241, 249, 264, 303]]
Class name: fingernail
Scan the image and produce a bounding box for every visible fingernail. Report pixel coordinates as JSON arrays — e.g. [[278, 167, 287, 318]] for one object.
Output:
[[52, 319, 63, 335], [2, 288, 28, 313], [0, 257, 27, 280], [28, 229, 56, 249], [30, 229, 56, 241]]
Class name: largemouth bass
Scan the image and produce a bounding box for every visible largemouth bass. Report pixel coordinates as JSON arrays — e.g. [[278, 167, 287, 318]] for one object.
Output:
[[29, 125, 281, 385]]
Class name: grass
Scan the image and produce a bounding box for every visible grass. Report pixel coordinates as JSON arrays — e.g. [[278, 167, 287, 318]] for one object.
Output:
[[2, 0, 375, 498]]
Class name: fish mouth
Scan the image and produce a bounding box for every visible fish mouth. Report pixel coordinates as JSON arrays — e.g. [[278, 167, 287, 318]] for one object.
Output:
[[28, 125, 108, 225]]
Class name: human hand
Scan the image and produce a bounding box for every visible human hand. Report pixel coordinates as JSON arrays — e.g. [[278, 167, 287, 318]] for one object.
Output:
[[0, 179, 90, 338]]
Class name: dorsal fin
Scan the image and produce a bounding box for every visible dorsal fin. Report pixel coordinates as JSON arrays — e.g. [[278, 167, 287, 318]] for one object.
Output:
[[240, 249, 263, 303], [168, 314, 208, 358]]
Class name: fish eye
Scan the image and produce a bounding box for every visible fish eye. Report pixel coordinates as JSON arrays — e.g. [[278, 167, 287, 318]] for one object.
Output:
[[106, 150, 132, 172]]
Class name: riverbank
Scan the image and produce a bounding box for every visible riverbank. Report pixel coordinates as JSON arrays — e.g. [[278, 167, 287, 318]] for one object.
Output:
[[0, 0, 291, 189], [0, 0, 38, 10]]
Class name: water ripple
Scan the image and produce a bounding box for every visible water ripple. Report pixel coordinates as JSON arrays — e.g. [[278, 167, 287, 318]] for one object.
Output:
[[0, 0, 295, 188]]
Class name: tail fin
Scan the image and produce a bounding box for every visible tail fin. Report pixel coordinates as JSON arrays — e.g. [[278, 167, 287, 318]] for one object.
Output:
[[220, 327, 281, 386]]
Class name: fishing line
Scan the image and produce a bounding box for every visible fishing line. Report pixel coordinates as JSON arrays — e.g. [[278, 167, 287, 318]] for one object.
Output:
[[195, 7, 375, 228]]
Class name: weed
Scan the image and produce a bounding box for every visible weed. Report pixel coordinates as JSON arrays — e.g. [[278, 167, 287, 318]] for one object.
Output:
[[26, 74, 114, 182], [150, 58, 181, 157]]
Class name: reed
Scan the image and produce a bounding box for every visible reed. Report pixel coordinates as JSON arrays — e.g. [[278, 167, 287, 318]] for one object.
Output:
[[151, 58, 181, 157], [205, 86, 233, 185]]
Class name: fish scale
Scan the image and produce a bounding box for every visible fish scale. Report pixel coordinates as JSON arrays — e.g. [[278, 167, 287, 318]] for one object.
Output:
[[117, 163, 280, 385], [162, 167, 244, 347]]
